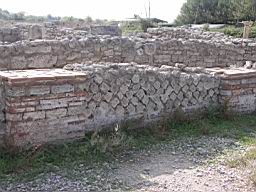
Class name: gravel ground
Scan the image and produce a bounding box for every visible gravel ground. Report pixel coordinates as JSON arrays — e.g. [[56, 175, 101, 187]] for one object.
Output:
[[1, 136, 255, 192]]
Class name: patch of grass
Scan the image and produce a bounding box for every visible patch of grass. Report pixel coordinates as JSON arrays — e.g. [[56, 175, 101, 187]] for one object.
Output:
[[250, 170, 256, 186], [0, 111, 256, 182], [226, 146, 256, 168], [0, 138, 108, 181], [209, 25, 256, 38]]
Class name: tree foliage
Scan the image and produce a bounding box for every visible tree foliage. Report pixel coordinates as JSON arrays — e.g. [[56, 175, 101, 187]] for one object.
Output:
[[175, 0, 256, 25]]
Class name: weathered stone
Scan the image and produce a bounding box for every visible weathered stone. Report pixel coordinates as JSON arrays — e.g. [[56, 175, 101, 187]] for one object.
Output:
[[121, 96, 129, 107], [90, 82, 99, 94], [136, 103, 145, 113], [144, 43, 156, 55], [136, 89, 145, 100], [93, 92, 102, 102], [117, 92, 124, 100], [52, 84, 74, 94], [23, 111, 45, 121], [131, 97, 139, 106], [30, 86, 50, 96], [132, 74, 140, 84], [104, 92, 113, 102], [46, 108, 67, 119], [127, 104, 136, 115], [94, 74, 103, 84], [100, 82, 110, 93], [120, 85, 129, 94], [110, 97, 120, 108], [165, 86, 174, 96]]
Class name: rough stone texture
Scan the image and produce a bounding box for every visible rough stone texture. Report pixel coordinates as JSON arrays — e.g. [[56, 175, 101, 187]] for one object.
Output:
[[0, 64, 256, 147], [0, 64, 221, 147], [90, 25, 122, 36], [28, 25, 43, 40], [0, 30, 254, 70], [65, 62, 220, 130], [0, 69, 87, 147], [0, 80, 6, 145], [0, 23, 121, 45], [146, 27, 234, 41], [0, 26, 256, 147], [0, 27, 22, 43], [207, 67, 256, 113]]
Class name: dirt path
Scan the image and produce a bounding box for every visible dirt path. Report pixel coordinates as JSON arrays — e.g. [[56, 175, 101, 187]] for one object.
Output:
[[2, 136, 256, 192]]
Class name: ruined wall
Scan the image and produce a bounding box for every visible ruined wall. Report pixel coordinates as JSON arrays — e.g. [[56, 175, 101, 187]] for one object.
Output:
[[0, 79, 6, 145], [0, 64, 220, 147], [0, 35, 252, 70], [146, 27, 233, 41], [215, 68, 256, 113], [0, 27, 22, 43], [1, 69, 87, 146], [0, 23, 121, 44]]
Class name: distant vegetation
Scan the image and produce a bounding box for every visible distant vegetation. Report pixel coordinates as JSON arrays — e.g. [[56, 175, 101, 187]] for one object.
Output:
[[175, 0, 256, 25], [208, 25, 256, 38], [0, 8, 108, 24], [120, 15, 157, 35]]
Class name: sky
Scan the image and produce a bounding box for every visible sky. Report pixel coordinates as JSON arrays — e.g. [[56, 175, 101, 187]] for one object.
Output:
[[0, 0, 186, 22]]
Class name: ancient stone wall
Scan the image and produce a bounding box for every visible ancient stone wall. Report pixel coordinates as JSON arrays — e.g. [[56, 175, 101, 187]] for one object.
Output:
[[0, 23, 121, 44], [0, 35, 253, 70], [0, 64, 220, 147], [0, 69, 87, 146], [0, 27, 22, 43], [147, 27, 232, 41], [0, 79, 6, 145], [210, 68, 256, 113]]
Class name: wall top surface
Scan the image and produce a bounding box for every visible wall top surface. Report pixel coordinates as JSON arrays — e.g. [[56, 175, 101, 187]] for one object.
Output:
[[0, 69, 86, 85]]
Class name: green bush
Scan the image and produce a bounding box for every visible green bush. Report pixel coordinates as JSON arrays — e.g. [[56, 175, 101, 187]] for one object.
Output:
[[223, 27, 243, 37]]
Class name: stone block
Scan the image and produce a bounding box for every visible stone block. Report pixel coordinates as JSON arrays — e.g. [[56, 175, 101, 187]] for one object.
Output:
[[46, 108, 67, 119], [51, 84, 74, 94], [23, 111, 46, 121]]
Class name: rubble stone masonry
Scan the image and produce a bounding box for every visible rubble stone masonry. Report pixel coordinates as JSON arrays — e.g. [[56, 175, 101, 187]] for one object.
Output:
[[0, 64, 222, 147], [0, 27, 255, 147]]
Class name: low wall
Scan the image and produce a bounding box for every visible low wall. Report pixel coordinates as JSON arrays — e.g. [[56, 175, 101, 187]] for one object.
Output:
[[0, 64, 255, 147], [0, 27, 22, 43], [0, 80, 6, 145], [147, 27, 232, 41], [209, 68, 256, 113], [0, 34, 253, 70], [0, 64, 220, 147], [0, 24, 121, 44], [1, 69, 87, 146]]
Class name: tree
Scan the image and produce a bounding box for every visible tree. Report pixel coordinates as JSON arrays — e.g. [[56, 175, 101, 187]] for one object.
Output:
[[175, 0, 256, 25]]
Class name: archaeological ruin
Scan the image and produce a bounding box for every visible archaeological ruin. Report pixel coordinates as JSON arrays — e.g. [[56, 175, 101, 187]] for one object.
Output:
[[0, 24, 255, 147]]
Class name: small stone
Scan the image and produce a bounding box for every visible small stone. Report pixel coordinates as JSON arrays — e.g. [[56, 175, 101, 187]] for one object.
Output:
[[110, 97, 120, 108], [132, 74, 140, 84], [104, 92, 113, 102]]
